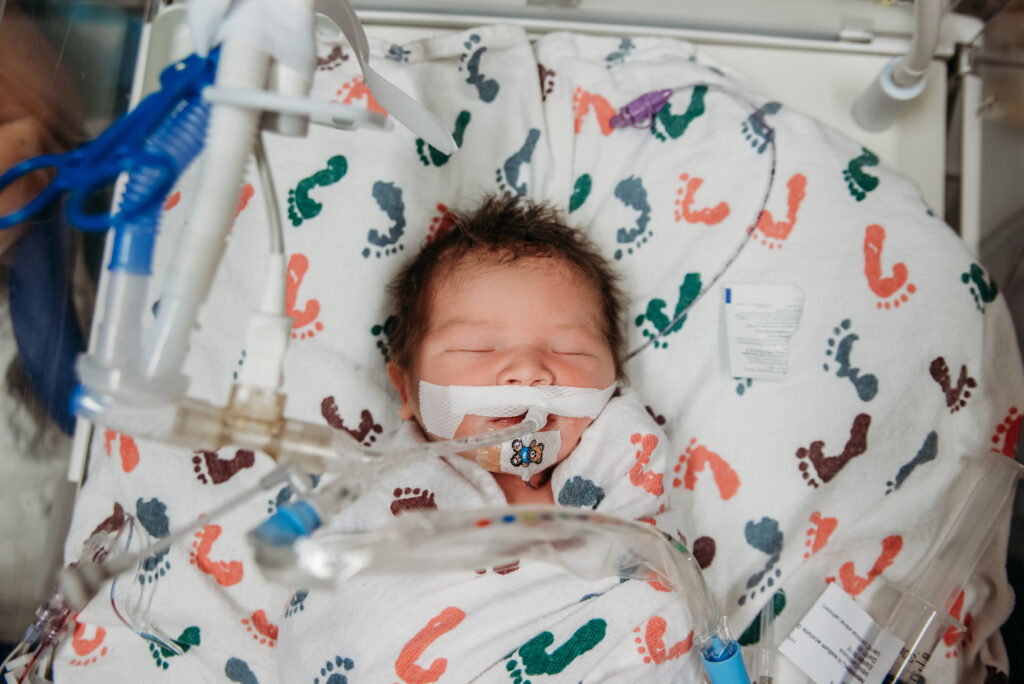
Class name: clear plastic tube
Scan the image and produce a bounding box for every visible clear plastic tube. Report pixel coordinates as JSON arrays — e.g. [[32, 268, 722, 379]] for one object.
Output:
[[884, 453, 1024, 682], [254, 504, 748, 683]]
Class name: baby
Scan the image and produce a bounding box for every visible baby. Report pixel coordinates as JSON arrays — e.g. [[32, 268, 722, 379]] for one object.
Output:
[[278, 195, 697, 682]]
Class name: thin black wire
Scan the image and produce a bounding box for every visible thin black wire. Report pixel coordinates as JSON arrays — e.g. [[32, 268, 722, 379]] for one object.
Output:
[[625, 82, 778, 361]]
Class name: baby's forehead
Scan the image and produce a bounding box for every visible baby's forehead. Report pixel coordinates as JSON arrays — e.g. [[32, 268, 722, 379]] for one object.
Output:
[[429, 250, 595, 298]]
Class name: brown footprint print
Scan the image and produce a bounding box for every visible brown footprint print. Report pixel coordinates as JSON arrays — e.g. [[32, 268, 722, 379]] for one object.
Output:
[[795, 414, 871, 487], [390, 487, 437, 516], [930, 357, 977, 413]]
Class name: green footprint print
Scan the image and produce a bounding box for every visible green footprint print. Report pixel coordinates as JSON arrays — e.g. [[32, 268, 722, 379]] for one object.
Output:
[[370, 315, 397, 361], [569, 174, 591, 213], [417, 110, 471, 167], [651, 86, 707, 142], [287, 155, 348, 227], [961, 262, 999, 311], [738, 591, 786, 646], [635, 273, 703, 348], [148, 626, 200, 670], [842, 147, 879, 201], [505, 618, 607, 682]]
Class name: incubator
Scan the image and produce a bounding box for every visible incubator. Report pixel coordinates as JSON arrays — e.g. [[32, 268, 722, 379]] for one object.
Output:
[[0, 0, 1023, 683]]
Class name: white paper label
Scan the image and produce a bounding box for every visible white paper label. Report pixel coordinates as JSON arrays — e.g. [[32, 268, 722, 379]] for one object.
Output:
[[724, 284, 803, 380], [779, 583, 905, 684]]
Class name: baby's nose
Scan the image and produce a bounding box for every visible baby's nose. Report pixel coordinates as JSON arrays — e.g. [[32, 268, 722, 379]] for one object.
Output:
[[498, 349, 554, 386]]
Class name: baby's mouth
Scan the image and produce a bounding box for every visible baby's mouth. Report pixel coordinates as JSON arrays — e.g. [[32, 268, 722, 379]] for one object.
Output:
[[487, 413, 555, 431]]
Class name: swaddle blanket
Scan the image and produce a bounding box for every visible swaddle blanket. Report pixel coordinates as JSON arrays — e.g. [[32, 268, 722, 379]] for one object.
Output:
[[53, 21, 1022, 684], [278, 389, 698, 683]]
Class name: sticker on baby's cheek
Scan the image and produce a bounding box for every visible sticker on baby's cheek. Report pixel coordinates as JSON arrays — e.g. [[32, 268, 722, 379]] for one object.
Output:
[[502, 431, 561, 480]]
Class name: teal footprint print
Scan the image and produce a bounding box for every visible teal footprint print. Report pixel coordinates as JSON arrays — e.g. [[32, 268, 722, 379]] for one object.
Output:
[[604, 38, 634, 68], [148, 626, 200, 670], [652, 86, 707, 142], [506, 618, 607, 682], [741, 102, 781, 154], [885, 431, 938, 494], [635, 273, 702, 348], [417, 110, 471, 166], [961, 263, 999, 311], [287, 155, 348, 227], [496, 128, 541, 197], [843, 147, 879, 201], [569, 174, 591, 213], [363, 181, 406, 258], [738, 591, 786, 645]]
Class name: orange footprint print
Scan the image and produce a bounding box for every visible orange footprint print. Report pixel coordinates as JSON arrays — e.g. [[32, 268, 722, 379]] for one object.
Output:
[[69, 621, 108, 666], [394, 606, 466, 683], [673, 173, 730, 225], [754, 173, 806, 249], [803, 511, 837, 558], [634, 617, 693, 665], [572, 87, 616, 136], [163, 190, 181, 212], [333, 76, 387, 116], [189, 523, 243, 587], [827, 534, 902, 596], [241, 609, 279, 647], [286, 253, 323, 340], [942, 590, 973, 658], [629, 433, 665, 496], [673, 439, 740, 500], [230, 183, 255, 229], [103, 429, 140, 473], [864, 224, 916, 309]]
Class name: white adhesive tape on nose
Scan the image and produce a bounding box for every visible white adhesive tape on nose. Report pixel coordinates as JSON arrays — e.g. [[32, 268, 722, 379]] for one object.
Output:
[[418, 381, 617, 439]]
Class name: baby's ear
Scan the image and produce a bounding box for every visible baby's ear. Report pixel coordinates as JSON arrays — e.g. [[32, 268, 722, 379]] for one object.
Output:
[[386, 362, 416, 420]]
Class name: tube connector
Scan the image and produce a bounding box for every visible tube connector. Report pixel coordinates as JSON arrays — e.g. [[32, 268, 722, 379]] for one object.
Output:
[[852, 57, 927, 132]]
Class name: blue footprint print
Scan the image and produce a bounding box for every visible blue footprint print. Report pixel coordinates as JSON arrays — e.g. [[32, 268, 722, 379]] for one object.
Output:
[[824, 319, 878, 401], [885, 431, 938, 494], [385, 44, 411, 62], [363, 181, 406, 258], [460, 34, 499, 103], [741, 102, 781, 154], [285, 589, 308, 618], [314, 655, 354, 684], [735, 378, 753, 396], [612, 176, 652, 260], [496, 128, 541, 197], [604, 38, 634, 68], [557, 475, 605, 510], [961, 263, 999, 312], [136, 497, 171, 584], [737, 517, 783, 606], [226, 657, 260, 684]]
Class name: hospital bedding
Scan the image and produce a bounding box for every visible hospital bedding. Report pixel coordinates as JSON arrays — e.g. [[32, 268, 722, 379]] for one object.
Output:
[[54, 22, 1023, 683]]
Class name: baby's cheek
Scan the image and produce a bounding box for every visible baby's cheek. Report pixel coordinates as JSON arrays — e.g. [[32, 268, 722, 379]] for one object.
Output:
[[554, 417, 594, 463]]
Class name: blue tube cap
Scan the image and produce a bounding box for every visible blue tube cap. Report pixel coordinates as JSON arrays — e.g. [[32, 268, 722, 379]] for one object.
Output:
[[701, 637, 751, 684], [253, 500, 321, 547]]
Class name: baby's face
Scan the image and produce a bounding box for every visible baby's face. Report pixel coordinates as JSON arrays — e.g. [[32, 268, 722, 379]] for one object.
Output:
[[389, 255, 616, 466]]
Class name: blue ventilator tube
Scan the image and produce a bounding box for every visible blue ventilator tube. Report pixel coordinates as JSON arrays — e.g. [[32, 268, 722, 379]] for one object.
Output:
[[701, 636, 752, 684], [253, 500, 322, 546]]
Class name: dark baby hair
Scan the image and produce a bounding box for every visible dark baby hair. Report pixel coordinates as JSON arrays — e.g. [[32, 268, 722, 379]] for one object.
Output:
[[387, 194, 627, 378]]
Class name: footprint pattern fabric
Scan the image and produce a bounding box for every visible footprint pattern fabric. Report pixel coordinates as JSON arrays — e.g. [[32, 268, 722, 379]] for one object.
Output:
[[55, 22, 1021, 684]]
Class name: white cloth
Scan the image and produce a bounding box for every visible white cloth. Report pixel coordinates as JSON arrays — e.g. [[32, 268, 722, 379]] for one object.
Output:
[[278, 388, 705, 683]]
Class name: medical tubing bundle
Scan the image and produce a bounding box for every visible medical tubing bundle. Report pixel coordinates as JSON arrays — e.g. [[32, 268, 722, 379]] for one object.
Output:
[[255, 504, 749, 683], [883, 453, 1024, 683], [91, 99, 212, 368]]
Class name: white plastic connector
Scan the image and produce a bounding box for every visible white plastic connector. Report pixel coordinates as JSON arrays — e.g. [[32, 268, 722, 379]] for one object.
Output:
[[852, 57, 927, 132]]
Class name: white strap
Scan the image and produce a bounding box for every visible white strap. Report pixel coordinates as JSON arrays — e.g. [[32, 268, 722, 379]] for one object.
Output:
[[314, 0, 458, 154]]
